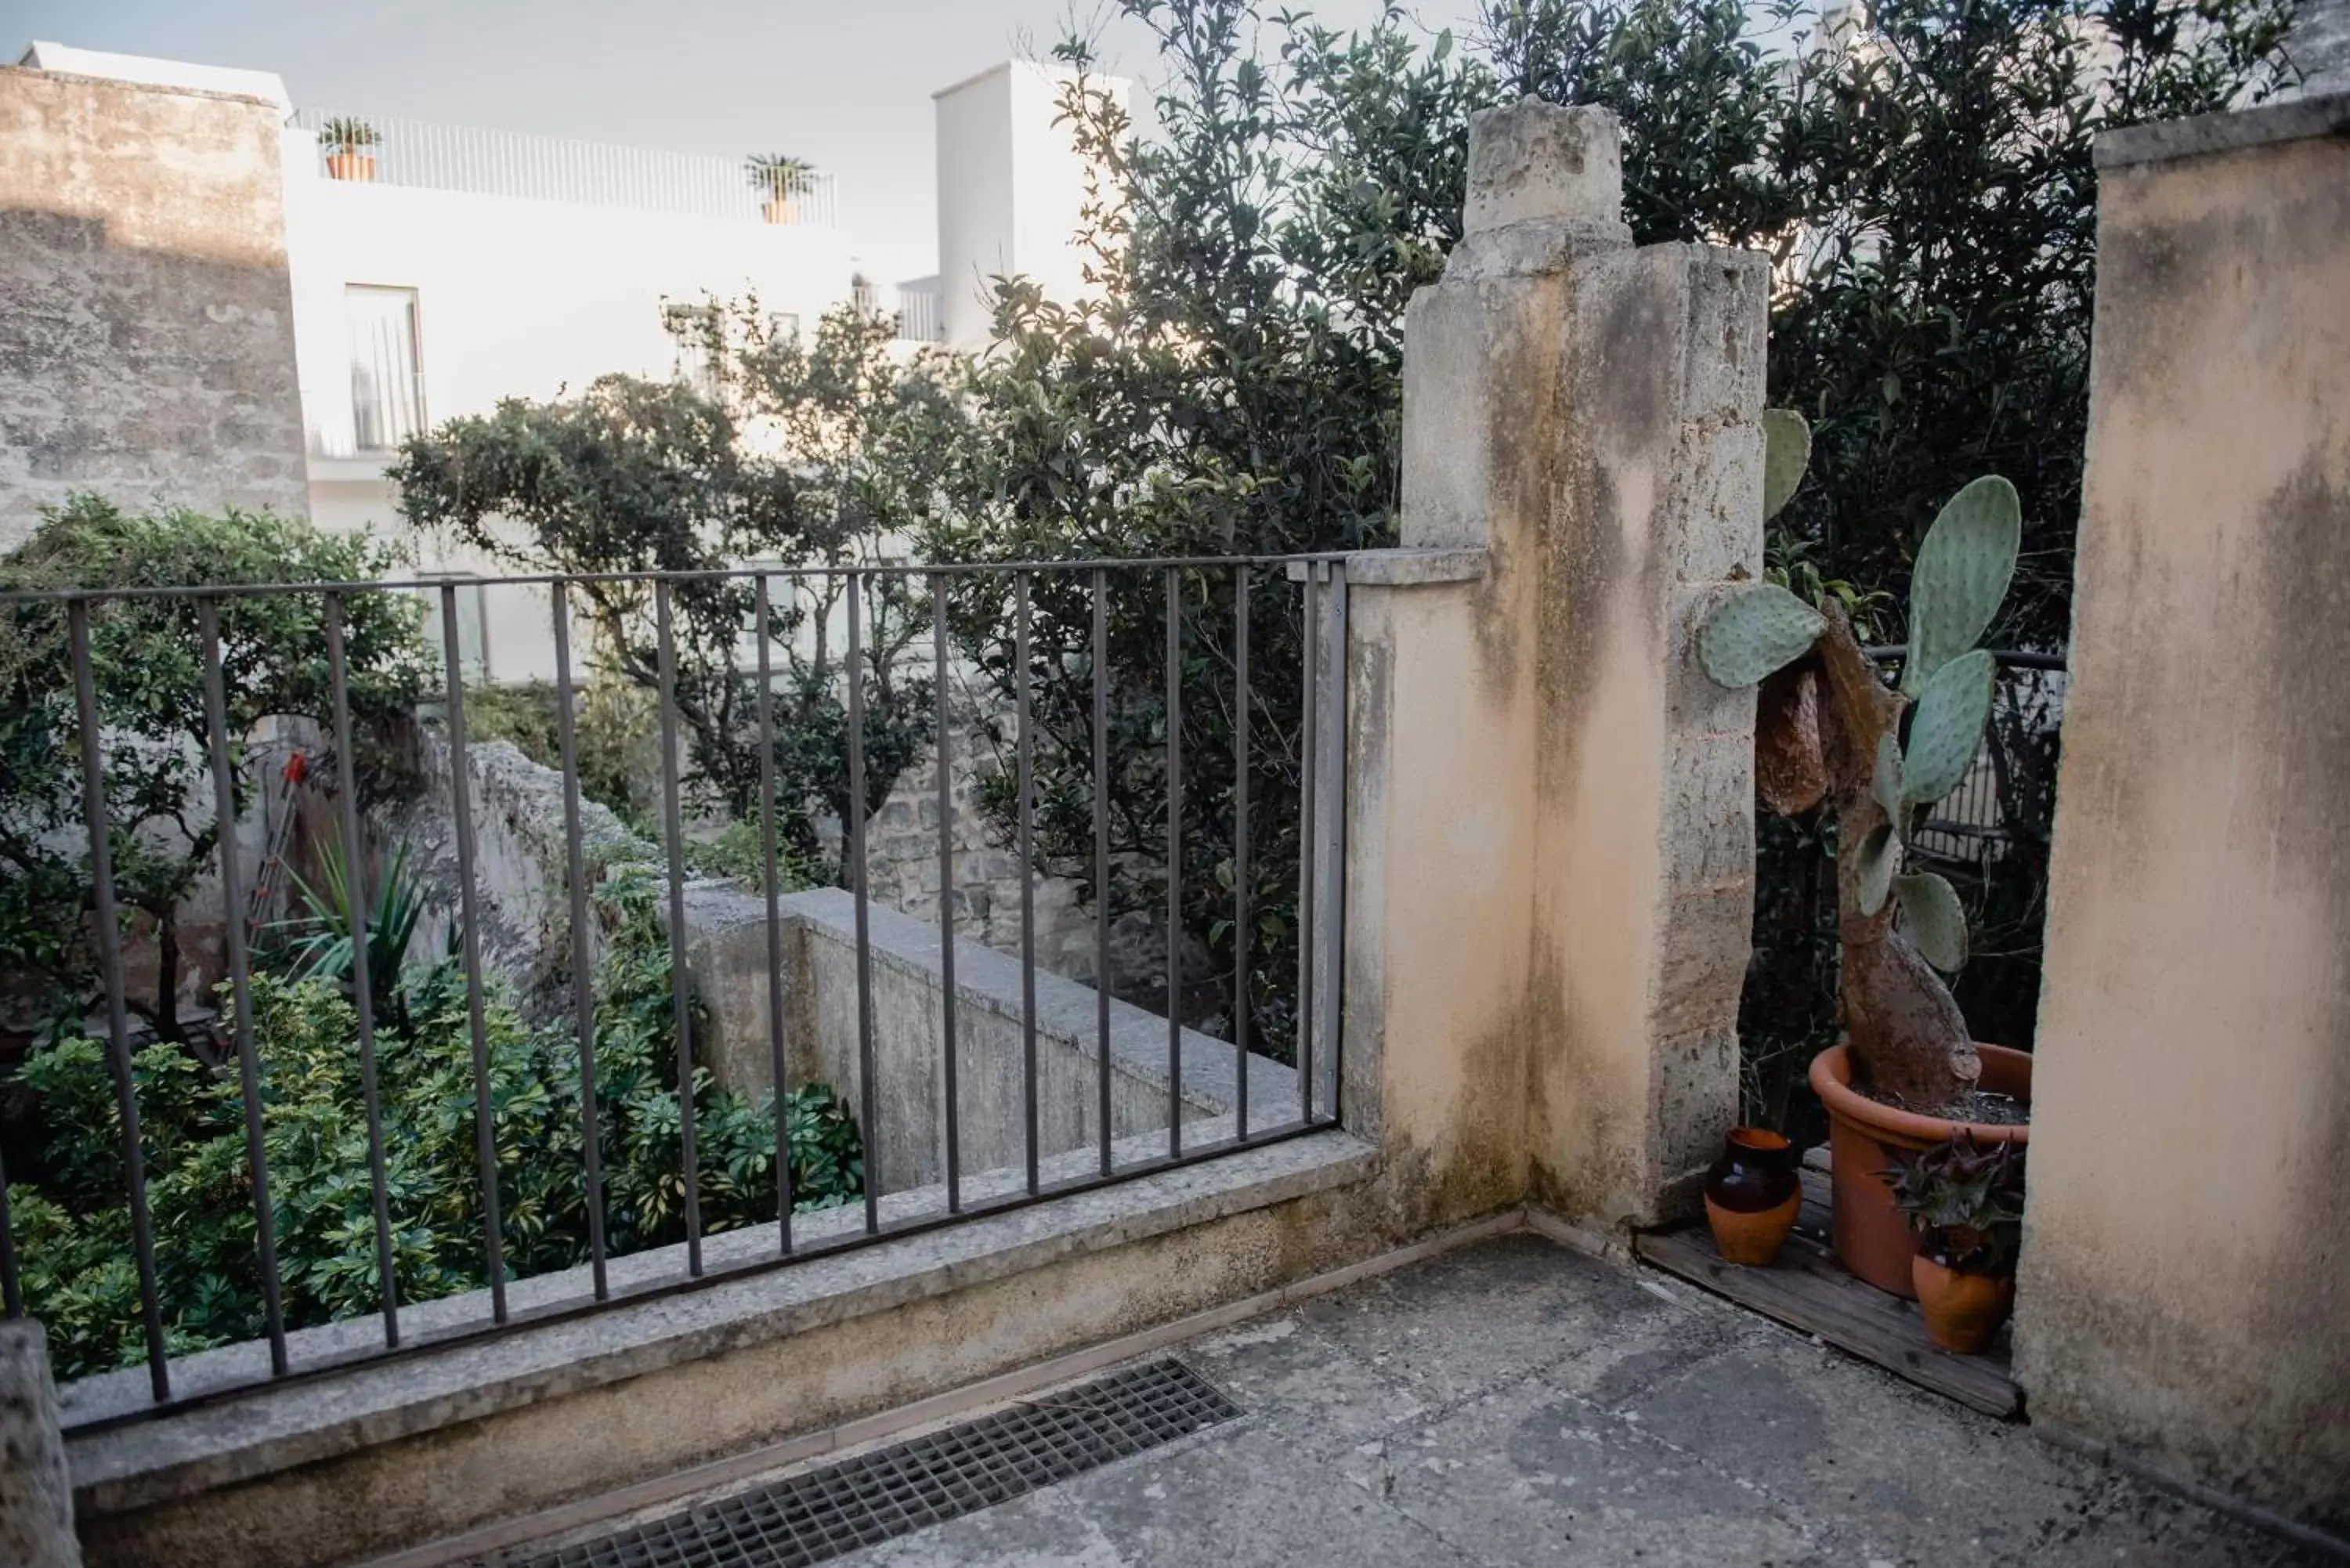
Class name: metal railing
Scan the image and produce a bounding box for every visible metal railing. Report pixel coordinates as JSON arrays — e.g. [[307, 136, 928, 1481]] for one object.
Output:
[[289, 109, 841, 228], [896, 286, 945, 345], [0, 556, 1350, 1420]]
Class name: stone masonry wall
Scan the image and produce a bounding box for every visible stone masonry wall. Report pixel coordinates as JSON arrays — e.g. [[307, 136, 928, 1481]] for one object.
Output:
[[0, 67, 309, 544]]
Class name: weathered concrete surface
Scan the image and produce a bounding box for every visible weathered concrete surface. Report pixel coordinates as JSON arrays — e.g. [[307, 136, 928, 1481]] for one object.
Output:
[[0, 1321, 80, 1568], [547, 1237, 2316, 1568], [0, 67, 309, 542], [1346, 100, 1764, 1240], [68, 1130, 1389, 1567], [2019, 96, 2350, 1541]]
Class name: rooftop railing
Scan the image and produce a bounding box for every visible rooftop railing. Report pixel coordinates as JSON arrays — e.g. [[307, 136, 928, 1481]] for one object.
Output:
[[289, 108, 841, 228]]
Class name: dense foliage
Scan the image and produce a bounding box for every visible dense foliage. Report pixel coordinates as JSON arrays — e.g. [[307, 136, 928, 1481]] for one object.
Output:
[[924, 0, 2287, 1089], [10, 869, 861, 1380], [0, 498, 430, 1043]]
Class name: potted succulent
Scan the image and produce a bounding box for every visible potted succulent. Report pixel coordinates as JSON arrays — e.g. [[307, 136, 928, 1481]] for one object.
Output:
[[1696, 410, 2029, 1297], [1885, 1133, 2025, 1353], [320, 117, 381, 182], [747, 153, 816, 225]]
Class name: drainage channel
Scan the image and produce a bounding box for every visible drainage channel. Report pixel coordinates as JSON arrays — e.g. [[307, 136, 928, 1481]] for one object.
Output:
[[514, 1359, 1242, 1567]]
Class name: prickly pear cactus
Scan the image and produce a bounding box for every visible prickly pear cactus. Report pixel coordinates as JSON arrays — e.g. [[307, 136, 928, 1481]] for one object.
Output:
[[1689, 413, 2024, 1113], [1698, 583, 1825, 688], [1902, 475, 2020, 696]]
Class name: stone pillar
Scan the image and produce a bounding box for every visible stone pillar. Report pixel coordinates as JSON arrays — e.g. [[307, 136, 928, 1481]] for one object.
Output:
[[2016, 93, 2350, 1538], [1344, 100, 1766, 1235], [1, 1321, 81, 1568]]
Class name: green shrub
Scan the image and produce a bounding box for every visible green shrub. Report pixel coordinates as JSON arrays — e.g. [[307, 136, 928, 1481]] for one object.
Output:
[[12, 869, 860, 1381]]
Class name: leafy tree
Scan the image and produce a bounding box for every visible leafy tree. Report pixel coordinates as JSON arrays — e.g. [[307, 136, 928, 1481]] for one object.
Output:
[[11, 868, 862, 1380], [390, 305, 953, 867], [0, 497, 430, 1043]]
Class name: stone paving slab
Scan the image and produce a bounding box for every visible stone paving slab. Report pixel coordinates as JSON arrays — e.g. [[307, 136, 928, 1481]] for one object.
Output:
[[825, 1234, 2322, 1568]]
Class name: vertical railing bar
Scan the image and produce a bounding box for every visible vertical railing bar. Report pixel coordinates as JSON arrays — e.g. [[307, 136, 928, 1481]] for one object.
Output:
[[753, 576, 795, 1253], [0, 1144, 19, 1317], [441, 582, 508, 1322], [933, 573, 962, 1212], [549, 584, 610, 1298], [1092, 568, 1113, 1177], [1164, 567, 1184, 1159], [327, 594, 401, 1346], [1296, 564, 1320, 1128], [199, 598, 289, 1376], [848, 572, 880, 1234], [1016, 573, 1039, 1195], [70, 598, 170, 1400], [1232, 565, 1251, 1143], [653, 582, 704, 1277], [1320, 561, 1349, 1128]]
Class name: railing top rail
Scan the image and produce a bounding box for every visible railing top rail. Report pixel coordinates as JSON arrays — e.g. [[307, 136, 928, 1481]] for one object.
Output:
[[0, 553, 1365, 606]]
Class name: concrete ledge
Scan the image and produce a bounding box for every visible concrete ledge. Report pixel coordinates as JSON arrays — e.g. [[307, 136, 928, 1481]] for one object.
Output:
[[70, 1129, 1386, 1566], [2095, 89, 2350, 168], [1285, 548, 1488, 586]]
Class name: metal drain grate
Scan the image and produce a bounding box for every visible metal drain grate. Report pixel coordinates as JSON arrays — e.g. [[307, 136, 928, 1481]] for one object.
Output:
[[520, 1359, 1240, 1567]]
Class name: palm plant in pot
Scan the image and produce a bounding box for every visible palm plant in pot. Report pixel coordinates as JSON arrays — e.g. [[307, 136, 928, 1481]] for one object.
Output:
[[746, 153, 816, 225], [320, 116, 381, 182], [1885, 1133, 2025, 1353], [1697, 410, 2029, 1297]]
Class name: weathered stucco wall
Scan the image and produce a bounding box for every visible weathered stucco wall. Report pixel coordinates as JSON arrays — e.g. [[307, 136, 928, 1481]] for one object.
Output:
[[2016, 92, 2350, 1539], [1347, 101, 1763, 1238], [0, 67, 309, 544]]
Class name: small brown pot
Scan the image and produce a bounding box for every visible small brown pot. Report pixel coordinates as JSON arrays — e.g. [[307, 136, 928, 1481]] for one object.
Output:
[[762, 196, 798, 226], [1703, 1126, 1802, 1266], [1810, 1043, 2030, 1297], [326, 151, 378, 182], [1912, 1255, 2015, 1353]]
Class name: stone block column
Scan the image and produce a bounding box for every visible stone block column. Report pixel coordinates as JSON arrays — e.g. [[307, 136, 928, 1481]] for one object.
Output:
[[1343, 101, 1767, 1235]]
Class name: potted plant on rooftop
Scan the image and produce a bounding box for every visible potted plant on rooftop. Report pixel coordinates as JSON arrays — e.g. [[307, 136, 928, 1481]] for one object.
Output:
[[1696, 410, 2030, 1297], [747, 153, 816, 225], [1885, 1133, 2025, 1353], [320, 117, 381, 182]]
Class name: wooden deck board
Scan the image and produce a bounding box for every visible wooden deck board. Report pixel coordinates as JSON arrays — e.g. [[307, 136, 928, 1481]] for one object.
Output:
[[1634, 1168, 2022, 1418]]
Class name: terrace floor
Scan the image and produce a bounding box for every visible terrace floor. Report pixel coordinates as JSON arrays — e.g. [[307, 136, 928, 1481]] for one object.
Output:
[[494, 1234, 2323, 1568]]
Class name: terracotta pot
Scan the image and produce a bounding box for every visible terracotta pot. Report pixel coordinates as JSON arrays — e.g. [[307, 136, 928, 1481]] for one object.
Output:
[[1703, 1127, 1802, 1266], [1809, 1043, 2030, 1297], [1912, 1255, 2015, 1353], [762, 196, 798, 226], [326, 151, 378, 182]]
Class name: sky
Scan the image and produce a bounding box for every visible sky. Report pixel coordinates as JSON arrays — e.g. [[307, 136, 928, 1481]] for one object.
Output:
[[7, 0, 1488, 273]]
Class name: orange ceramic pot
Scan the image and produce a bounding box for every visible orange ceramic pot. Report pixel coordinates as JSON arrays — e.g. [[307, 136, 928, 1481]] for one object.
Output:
[[763, 196, 799, 225], [1703, 1127, 1802, 1266], [1912, 1255, 2015, 1353], [326, 151, 377, 182], [1809, 1043, 2030, 1298]]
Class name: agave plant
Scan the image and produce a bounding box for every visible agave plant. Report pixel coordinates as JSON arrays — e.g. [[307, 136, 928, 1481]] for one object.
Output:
[[1883, 1133, 2025, 1275], [281, 835, 427, 1035], [1698, 410, 2021, 1111]]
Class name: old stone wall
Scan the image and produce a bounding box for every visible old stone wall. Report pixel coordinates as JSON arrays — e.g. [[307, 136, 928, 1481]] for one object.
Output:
[[2016, 92, 2350, 1540], [0, 67, 308, 544]]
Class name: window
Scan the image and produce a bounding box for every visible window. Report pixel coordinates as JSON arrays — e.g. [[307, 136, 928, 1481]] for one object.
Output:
[[346, 285, 425, 451]]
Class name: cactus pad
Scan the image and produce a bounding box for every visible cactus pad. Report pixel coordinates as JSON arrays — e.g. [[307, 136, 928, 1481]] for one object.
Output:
[[1762, 408, 1812, 523], [1895, 871, 1969, 972], [1903, 475, 2020, 695], [1699, 583, 1824, 689], [1855, 822, 1900, 917], [1872, 732, 1905, 833], [1900, 648, 1995, 807]]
